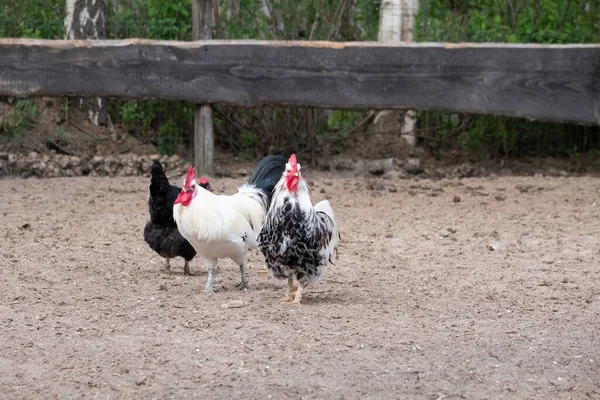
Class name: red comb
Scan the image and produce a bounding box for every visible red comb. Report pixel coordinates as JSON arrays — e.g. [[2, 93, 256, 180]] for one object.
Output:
[[199, 176, 209, 184], [288, 154, 297, 168], [184, 165, 196, 188]]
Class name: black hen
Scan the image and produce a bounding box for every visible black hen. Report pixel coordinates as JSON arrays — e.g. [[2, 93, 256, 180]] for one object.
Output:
[[143, 161, 212, 274]]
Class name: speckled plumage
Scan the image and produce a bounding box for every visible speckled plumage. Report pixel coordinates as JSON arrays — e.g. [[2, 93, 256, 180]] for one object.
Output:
[[258, 156, 338, 302], [259, 195, 336, 286]]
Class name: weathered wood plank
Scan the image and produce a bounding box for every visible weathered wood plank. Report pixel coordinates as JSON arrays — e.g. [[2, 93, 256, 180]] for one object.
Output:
[[0, 39, 599, 124]]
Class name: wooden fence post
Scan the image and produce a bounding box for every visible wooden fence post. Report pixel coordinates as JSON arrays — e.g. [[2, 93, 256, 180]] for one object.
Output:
[[192, 0, 214, 176]]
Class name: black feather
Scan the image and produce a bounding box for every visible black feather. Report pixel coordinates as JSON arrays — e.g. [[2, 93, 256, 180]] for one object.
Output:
[[247, 155, 287, 208], [148, 161, 181, 225]]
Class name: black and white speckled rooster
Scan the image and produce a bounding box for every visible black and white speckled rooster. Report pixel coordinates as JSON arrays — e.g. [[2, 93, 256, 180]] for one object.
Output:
[[258, 154, 339, 304]]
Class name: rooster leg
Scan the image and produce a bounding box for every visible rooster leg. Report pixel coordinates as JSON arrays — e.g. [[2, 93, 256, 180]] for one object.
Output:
[[164, 258, 171, 274], [204, 259, 218, 294], [183, 260, 191, 276], [281, 278, 297, 302], [235, 263, 249, 291], [292, 283, 308, 304]]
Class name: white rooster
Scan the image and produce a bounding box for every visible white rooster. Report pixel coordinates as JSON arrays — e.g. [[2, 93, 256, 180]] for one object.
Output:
[[173, 155, 287, 293], [258, 154, 339, 304]]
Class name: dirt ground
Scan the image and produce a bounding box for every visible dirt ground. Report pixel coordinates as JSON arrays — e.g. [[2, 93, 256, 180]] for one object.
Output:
[[1, 170, 599, 399]]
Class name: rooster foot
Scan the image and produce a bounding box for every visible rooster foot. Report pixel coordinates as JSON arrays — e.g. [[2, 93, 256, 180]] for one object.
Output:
[[162, 258, 171, 274], [235, 281, 249, 291], [292, 285, 305, 304], [280, 278, 299, 303], [280, 290, 298, 303], [183, 261, 191, 276], [204, 286, 218, 294]]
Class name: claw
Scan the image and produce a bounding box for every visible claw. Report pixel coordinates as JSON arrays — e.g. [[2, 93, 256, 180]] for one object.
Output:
[[292, 284, 305, 304], [204, 286, 218, 294], [235, 281, 249, 291]]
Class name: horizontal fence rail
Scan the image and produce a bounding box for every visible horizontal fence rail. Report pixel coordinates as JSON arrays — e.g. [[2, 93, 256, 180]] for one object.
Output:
[[0, 39, 599, 124]]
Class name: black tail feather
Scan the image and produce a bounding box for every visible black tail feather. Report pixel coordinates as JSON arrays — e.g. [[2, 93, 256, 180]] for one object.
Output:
[[248, 155, 287, 207]]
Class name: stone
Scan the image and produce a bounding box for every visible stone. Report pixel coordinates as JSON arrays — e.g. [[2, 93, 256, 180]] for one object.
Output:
[[487, 242, 506, 252], [367, 158, 396, 176], [59, 156, 70, 169], [402, 158, 422, 175], [439, 229, 451, 238]]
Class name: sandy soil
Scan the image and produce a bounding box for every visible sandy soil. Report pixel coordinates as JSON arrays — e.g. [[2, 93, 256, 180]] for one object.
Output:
[[1, 172, 599, 399]]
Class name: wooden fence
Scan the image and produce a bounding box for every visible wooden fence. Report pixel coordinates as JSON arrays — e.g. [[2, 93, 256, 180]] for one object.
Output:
[[1, 38, 599, 169]]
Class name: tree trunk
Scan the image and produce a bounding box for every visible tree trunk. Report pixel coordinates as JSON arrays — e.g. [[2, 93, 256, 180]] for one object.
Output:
[[192, 0, 214, 176], [377, 0, 417, 148], [400, 0, 418, 147], [64, 0, 108, 126], [378, 0, 402, 42]]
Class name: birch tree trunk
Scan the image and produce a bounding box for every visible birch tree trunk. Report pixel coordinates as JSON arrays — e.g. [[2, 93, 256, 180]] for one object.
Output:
[[378, 0, 402, 42], [64, 0, 108, 126], [400, 0, 418, 147], [377, 0, 418, 147]]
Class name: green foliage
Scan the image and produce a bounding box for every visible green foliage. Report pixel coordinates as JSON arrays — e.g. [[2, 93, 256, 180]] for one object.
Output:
[[0, 100, 38, 139], [158, 119, 178, 156], [417, 0, 599, 44], [327, 110, 361, 130], [120, 101, 155, 132], [216, 0, 380, 41], [118, 100, 192, 155], [0, 0, 65, 38], [417, 0, 600, 160], [107, 0, 192, 40], [239, 129, 258, 160]]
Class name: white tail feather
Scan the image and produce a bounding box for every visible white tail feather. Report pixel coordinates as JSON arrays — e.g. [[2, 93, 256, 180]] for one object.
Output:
[[314, 200, 338, 262]]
